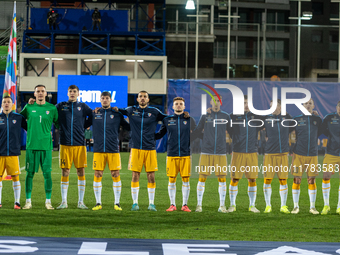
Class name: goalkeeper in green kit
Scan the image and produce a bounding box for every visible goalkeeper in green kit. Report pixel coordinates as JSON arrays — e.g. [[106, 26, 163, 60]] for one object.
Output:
[[20, 85, 59, 210]]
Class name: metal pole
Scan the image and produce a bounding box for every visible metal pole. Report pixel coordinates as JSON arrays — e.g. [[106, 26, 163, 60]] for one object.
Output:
[[195, 0, 199, 79], [227, 0, 231, 80], [257, 24, 260, 81], [186, 22, 188, 79], [297, 1, 301, 82], [262, 22, 266, 80]]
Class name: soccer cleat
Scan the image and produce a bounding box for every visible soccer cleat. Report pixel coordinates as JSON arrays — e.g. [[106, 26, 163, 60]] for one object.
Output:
[[195, 205, 202, 212], [249, 206, 260, 213], [291, 207, 299, 214], [22, 202, 32, 210], [166, 204, 177, 212], [45, 203, 54, 210], [321, 205, 330, 215], [280, 206, 290, 214], [181, 205, 191, 212], [14, 203, 21, 210], [92, 203, 102, 211], [309, 208, 319, 215], [0, 204, 2, 208], [336, 208, 340, 214], [131, 203, 139, 211], [264, 206, 272, 213], [114, 204, 122, 211], [56, 202, 68, 210], [148, 204, 157, 211], [218, 206, 228, 213], [227, 206, 236, 213], [77, 202, 88, 210]]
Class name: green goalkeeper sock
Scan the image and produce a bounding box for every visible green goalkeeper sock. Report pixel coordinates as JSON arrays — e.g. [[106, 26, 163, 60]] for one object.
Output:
[[43, 172, 52, 200], [25, 171, 35, 199]]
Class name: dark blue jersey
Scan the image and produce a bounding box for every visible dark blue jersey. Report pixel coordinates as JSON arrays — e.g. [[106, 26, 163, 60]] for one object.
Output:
[[91, 108, 130, 153], [119, 105, 167, 150], [193, 110, 230, 155], [0, 112, 27, 156], [56, 101, 92, 146], [155, 114, 196, 157], [229, 112, 262, 153], [292, 114, 322, 156], [263, 114, 293, 154], [321, 112, 340, 156]]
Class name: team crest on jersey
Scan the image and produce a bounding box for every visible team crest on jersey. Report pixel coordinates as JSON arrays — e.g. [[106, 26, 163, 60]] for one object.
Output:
[[46, 111, 50, 115], [110, 115, 114, 119], [77, 107, 81, 111], [148, 113, 152, 117], [12, 120, 16, 124], [183, 121, 187, 125]]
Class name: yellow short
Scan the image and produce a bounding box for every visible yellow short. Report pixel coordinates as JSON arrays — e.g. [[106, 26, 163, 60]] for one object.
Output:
[[93, 153, 121, 171], [0, 156, 20, 176], [322, 154, 340, 173], [230, 152, 259, 179], [263, 153, 289, 179], [291, 153, 318, 177], [166, 156, 191, 177], [128, 148, 158, 172], [197, 154, 227, 176], [59, 145, 87, 169]]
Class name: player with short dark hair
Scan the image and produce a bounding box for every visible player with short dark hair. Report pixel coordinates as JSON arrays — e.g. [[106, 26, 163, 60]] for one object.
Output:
[[90, 91, 130, 211], [192, 94, 230, 213], [155, 97, 196, 212], [21, 85, 59, 210], [291, 98, 322, 214], [0, 96, 27, 209], [55, 84, 93, 210], [320, 101, 340, 215], [114, 91, 167, 211]]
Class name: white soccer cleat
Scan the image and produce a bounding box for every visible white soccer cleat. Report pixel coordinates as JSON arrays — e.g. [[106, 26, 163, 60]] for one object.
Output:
[[45, 203, 54, 210], [227, 206, 236, 213], [291, 207, 299, 214], [249, 206, 260, 213], [195, 205, 202, 212], [218, 206, 228, 213], [22, 202, 32, 210], [309, 208, 319, 215]]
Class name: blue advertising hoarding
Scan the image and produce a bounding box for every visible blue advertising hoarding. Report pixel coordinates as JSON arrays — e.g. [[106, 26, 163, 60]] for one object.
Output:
[[57, 75, 128, 109]]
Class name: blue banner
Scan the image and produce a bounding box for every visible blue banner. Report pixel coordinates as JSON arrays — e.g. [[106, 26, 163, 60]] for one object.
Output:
[[168, 79, 340, 122], [57, 75, 128, 110]]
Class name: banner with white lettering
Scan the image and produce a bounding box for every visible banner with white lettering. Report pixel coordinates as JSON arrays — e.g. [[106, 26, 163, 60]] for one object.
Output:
[[58, 75, 128, 110]]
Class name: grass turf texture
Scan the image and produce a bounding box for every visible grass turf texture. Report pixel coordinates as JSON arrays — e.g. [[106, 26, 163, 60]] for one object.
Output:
[[0, 151, 339, 241]]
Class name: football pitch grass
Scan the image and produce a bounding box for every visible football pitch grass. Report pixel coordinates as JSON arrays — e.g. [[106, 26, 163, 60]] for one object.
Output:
[[0, 151, 339, 242]]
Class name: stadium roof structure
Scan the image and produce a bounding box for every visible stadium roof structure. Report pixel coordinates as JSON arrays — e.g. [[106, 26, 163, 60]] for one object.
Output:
[[23, 0, 166, 55]]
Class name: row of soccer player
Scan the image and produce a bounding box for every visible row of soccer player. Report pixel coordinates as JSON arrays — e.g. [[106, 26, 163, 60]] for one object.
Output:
[[0, 85, 339, 215]]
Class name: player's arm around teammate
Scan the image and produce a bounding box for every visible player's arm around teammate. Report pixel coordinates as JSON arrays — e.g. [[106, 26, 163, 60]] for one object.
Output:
[[0, 96, 27, 209]]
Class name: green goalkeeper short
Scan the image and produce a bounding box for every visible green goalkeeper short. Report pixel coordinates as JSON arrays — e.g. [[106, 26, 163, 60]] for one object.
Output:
[[25, 150, 52, 173]]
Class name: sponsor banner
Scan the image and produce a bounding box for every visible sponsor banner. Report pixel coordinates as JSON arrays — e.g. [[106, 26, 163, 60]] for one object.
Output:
[[57, 75, 128, 110], [0, 237, 339, 254]]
